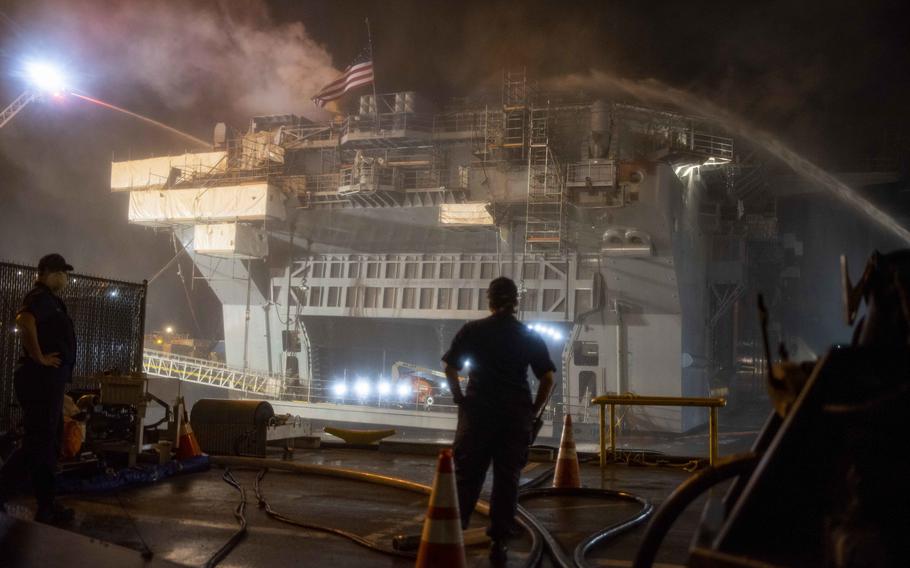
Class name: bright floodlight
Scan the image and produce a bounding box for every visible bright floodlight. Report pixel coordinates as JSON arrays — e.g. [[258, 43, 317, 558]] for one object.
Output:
[[377, 381, 391, 396], [332, 382, 347, 397], [397, 383, 411, 398], [25, 61, 67, 93], [354, 379, 371, 398]]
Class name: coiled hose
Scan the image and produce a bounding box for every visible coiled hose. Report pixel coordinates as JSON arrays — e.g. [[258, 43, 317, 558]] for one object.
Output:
[[517, 463, 655, 568]]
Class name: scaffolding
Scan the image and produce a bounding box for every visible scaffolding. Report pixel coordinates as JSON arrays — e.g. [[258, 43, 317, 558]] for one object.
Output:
[[525, 106, 567, 255]]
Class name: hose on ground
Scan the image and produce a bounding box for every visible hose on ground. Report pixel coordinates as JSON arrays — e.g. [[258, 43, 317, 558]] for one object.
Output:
[[632, 453, 759, 568], [519, 486, 654, 568], [212, 456, 544, 568], [253, 468, 413, 559], [204, 468, 248, 568]]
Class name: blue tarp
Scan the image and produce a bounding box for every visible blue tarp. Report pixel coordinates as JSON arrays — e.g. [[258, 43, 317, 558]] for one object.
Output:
[[57, 455, 210, 494]]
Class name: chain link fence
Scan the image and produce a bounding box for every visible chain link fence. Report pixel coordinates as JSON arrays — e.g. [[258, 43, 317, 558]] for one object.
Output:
[[0, 260, 147, 433]]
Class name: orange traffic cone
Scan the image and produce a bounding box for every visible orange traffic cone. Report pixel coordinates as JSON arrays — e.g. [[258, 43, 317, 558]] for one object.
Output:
[[553, 414, 581, 488], [415, 449, 467, 568], [176, 409, 204, 460]]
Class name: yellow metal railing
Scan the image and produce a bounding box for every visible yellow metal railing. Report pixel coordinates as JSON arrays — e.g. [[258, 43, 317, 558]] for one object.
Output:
[[590, 394, 726, 467]]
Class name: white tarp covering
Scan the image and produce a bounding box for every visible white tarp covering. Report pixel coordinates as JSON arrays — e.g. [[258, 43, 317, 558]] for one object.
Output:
[[439, 203, 495, 225], [194, 223, 268, 258], [111, 151, 227, 192], [128, 183, 286, 226]]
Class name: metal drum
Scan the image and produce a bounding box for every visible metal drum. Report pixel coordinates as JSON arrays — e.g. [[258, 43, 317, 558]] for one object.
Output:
[[190, 399, 275, 457]]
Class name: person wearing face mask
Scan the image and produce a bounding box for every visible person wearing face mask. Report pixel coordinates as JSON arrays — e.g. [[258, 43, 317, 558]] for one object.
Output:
[[0, 254, 77, 524]]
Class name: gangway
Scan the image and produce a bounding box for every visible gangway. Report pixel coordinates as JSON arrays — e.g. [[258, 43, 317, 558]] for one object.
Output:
[[143, 349, 283, 397]]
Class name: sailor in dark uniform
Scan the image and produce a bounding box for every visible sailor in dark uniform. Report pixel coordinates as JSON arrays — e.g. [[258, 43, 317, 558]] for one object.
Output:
[[0, 254, 76, 524], [442, 276, 555, 564]]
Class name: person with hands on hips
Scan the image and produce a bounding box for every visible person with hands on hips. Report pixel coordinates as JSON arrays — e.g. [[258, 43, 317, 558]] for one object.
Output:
[[0, 254, 77, 525], [442, 276, 555, 565]]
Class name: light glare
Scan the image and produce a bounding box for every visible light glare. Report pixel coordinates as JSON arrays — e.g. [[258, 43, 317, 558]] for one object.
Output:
[[25, 61, 67, 93], [354, 379, 370, 398]]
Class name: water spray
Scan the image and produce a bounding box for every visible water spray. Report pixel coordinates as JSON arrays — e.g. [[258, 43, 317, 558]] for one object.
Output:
[[1, 59, 210, 148], [561, 72, 910, 246], [70, 92, 210, 149]]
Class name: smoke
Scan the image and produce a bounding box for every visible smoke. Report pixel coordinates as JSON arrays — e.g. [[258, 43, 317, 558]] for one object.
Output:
[[0, 0, 343, 335], [17, 0, 339, 119]]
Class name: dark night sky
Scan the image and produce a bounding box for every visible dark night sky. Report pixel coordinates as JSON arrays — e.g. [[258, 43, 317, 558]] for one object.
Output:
[[0, 0, 908, 337]]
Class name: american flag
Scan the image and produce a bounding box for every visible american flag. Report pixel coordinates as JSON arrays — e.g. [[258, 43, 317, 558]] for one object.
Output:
[[312, 51, 374, 108]]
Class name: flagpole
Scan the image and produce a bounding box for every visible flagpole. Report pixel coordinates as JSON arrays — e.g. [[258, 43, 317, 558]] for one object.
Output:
[[365, 17, 379, 130]]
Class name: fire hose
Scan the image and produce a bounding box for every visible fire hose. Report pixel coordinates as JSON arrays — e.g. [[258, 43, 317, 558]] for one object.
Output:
[[207, 455, 654, 568]]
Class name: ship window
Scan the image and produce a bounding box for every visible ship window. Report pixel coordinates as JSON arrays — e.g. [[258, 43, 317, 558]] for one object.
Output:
[[364, 287, 380, 307], [402, 288, 417, 309], [459, 263, 474, 279], [573, 341, 599, 366], [437, 288, 452, 309], [439, 262, 453, 278], [457, 288, 472, 310], [327, 287, 341, 307], [385, 263, 399, 278], [421, 263, 435, 279], [419, 288, 433, 309], [383, 288, 397, 308], [367, 262, 380, 278], [404, 262, 419, 278]]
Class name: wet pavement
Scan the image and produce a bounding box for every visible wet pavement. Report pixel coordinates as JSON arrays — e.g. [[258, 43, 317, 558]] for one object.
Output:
[[2, 445, 730, 568], [2, 392, 771, 567]]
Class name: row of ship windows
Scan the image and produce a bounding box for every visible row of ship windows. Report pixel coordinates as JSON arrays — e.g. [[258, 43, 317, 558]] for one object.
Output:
[[304, 260, 601, 280], [291, 286, 593, 312]]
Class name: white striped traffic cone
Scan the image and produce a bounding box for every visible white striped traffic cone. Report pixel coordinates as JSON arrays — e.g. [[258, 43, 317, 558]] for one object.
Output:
[[415, 448, 467, 568], [553, 413, 581, 488]]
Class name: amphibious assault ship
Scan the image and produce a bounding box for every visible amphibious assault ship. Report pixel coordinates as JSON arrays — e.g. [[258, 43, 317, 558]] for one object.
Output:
[[113, 70, 777, 436]]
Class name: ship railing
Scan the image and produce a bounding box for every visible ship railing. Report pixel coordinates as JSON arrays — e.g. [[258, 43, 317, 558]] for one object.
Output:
[[341, 112, 435, 138], [142, 349, 283, 397], [590, 394, 727, 466], [689, 131, 734, 160], [432, 110, 484, 135]]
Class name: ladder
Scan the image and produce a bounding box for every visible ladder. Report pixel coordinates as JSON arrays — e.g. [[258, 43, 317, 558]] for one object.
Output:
[[525, 107, 566, 255]]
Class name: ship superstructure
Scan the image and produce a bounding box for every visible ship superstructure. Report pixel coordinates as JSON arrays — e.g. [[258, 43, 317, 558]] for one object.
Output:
[[113, 71, 775, 433]]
